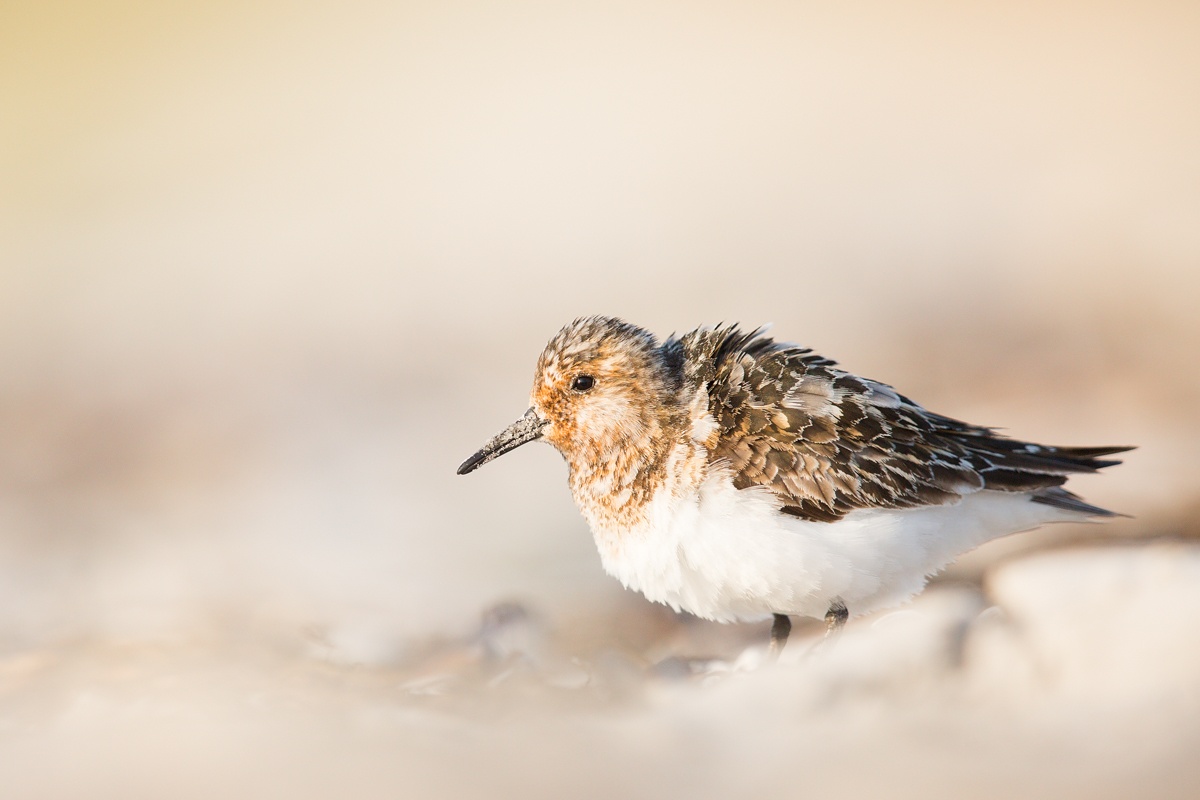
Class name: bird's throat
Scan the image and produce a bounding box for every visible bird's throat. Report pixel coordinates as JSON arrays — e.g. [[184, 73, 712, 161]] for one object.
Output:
[[566, 426, 676, 532]]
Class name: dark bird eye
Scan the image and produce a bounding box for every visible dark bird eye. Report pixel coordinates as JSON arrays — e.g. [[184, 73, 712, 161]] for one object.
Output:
[[570, 374, 595, 392]]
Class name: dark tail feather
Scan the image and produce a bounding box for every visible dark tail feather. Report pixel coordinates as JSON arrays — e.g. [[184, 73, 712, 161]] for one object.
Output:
[[1045, 444, 1136, 470], [1050, 445, 1136, 458], [1031, 486, 1125, 518], [969, 441, 1135, 475]]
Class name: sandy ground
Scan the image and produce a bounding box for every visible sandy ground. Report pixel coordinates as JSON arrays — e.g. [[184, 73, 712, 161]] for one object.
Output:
[[2, 2, 1199, 798]]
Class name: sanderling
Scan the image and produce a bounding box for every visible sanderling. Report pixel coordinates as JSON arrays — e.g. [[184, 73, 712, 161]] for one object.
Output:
[[457, 317, 1130, 656]]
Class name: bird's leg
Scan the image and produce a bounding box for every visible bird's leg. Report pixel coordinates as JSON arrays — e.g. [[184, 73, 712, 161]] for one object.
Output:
[[824, 598, 848, 641], [801, 598, 849, 660], [768, 613, 791, 660]]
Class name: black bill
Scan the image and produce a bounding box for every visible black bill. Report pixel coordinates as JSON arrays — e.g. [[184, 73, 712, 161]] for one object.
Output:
[[457, 408, 548, 475]]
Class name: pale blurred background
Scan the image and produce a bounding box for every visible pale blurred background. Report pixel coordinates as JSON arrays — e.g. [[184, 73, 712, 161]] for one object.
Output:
[[1, 1, 1198, 798]]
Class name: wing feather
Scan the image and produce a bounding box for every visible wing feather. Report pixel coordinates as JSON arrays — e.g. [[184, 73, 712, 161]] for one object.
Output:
[[676, 325, 1131, 522]]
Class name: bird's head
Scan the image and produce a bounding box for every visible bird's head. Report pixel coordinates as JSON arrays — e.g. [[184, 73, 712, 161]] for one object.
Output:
[[457, 316, 674, 476]]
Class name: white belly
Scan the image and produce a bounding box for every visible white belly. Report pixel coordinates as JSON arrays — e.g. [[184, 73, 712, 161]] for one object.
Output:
[[590, 468, 1077, 623]]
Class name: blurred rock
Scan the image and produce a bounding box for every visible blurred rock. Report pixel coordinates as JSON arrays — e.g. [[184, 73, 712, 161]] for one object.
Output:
[[970, 543, 1200, 702], [477, 600, 544, 667]]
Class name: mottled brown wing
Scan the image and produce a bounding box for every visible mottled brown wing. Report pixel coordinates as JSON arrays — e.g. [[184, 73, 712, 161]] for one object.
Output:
[[678, 325, 1129, 522]]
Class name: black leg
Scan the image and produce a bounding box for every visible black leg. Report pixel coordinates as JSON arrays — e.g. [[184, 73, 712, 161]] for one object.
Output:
[[799, 598, 850, 660], [768, 613, 791, 659], [824, 598, 848, 640]]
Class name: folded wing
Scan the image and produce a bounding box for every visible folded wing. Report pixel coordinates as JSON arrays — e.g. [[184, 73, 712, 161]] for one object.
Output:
[[676, 325, 1130, 523]]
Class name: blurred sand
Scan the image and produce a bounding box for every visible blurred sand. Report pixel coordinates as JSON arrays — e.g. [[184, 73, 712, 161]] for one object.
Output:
[[1, 1, 1199, 798]]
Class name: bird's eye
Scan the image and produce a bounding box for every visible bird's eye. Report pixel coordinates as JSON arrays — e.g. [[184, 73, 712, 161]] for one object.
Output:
[[570, 374, 595, 393]]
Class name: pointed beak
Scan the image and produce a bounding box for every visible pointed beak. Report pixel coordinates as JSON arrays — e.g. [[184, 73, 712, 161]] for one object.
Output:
[[457, 408, 549, 475]]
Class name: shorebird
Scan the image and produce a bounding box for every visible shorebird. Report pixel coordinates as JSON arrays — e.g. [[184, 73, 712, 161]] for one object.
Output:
[[457, 317, 1129, 656]]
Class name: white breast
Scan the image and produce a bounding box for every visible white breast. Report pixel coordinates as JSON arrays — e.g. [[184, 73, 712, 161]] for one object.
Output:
[[589, 465, 1078, 623]]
